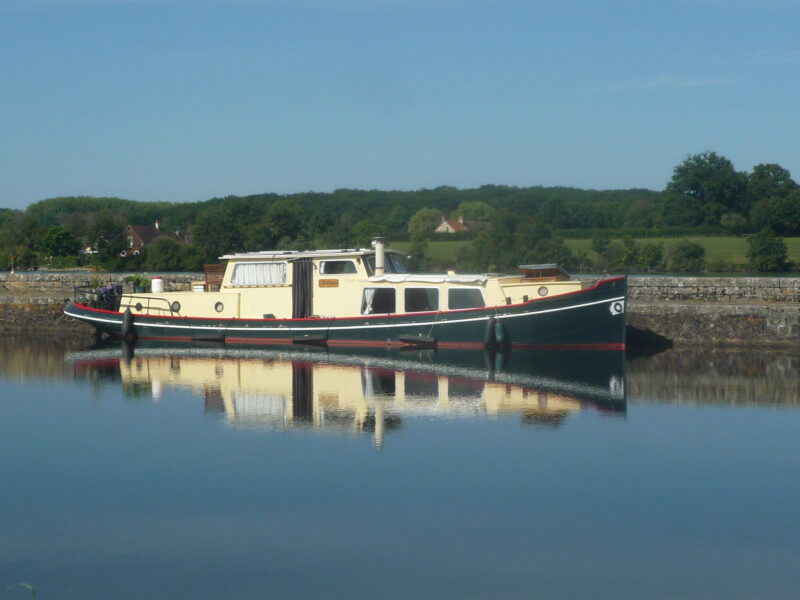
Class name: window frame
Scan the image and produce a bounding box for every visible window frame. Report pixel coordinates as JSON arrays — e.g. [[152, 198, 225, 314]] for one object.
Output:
[[361, 287, 397, 315], [403, 286, 439, 313], [447, 287, 486, 310], [229, 261, 289, 287], [319, 259, 358, 275]]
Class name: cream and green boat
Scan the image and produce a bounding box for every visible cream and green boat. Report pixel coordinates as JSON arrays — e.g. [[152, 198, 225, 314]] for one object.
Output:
[[65, 238, 627, 350]]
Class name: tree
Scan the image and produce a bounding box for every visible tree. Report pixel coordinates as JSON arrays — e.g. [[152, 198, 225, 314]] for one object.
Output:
[[407, 208, 443, 236], [408, 232, 430, 271], [455, 200, 493, 222], [193, 204, 246, 259], [667, 241, 705, 273], [41, 226, 80, 257], [750, 188, 800, 236], [461, 213, 576, 272], [179, 244, 207, 271], [747, 163, 796, 203], [351, 218, 383, 248], [664, 152, 747, 226], [535, 198, 572, 229], [264, 199, 303, 242], [747, 229, 788, 272], [87, 210, 126, 259], [624, 198, 658, 228], [590, 231, 611, 256], [636, 242, 665, 272], [143, 237, 184, 271]]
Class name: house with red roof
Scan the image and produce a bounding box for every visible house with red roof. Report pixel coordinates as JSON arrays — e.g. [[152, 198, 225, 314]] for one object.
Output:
[[434, 216, 470, 234], [122, 220, 185, 257]]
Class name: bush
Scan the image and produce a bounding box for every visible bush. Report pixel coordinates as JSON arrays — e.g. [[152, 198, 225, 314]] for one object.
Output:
[[47, 255, 82, 269], [668, 241, 705, 273], [747, 229, 788, 272], [636, 242, 665, 272]]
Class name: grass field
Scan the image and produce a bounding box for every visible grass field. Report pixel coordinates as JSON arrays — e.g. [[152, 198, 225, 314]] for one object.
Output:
[[393, 237, 800, 270]]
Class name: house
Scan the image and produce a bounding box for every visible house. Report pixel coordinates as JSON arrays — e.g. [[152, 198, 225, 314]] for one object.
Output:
[[121, 220, 184, 256], [434, 216, 470, 234]]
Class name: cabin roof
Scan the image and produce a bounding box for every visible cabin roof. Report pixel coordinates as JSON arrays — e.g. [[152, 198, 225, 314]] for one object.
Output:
[[368, 273, 489, 284], [518, 264, 559, 270], [219, 248, 400, 261]]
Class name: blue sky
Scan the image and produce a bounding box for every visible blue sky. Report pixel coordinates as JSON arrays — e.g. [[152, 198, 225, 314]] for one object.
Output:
[[1, 0, 799, 209]]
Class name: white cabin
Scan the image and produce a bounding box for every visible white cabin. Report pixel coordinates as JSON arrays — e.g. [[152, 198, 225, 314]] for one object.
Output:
[[118, 241, 583, 320]]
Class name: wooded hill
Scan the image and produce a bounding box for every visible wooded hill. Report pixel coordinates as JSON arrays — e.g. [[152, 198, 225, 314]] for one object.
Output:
[[1, 152, 798, 273]]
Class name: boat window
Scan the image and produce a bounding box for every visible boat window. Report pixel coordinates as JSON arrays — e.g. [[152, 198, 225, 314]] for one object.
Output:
[[361, 288, 396, 314], [405, 288, 438, 313], [387, 254, 409, 273], [230, 262, 287, 286], [365, 253, 409, 275], [319, 260, 357, 275], [448, 288, 485, 309]]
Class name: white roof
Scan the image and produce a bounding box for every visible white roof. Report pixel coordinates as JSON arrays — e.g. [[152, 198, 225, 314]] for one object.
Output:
[[368, 274, 489, 285], [220, 248, 381, 261]]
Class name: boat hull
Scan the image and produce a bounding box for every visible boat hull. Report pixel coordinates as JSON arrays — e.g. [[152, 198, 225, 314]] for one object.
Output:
[[64, 276, 627, 350]]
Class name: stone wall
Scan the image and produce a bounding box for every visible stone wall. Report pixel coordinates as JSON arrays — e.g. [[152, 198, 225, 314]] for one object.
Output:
[[623, 276, 800, 346], [0, 271, 199, 298], [1, 272, 798, 345], [0, 272, 200, 334], [627, 276, 800, 304], [627, 303, 800, 346]]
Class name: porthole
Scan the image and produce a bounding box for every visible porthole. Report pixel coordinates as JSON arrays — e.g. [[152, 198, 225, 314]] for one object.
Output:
[[538, 286, 548, 297], [170, 301, 181, 313], [214, 301, 224, 313], [134, 303, 142, 312]]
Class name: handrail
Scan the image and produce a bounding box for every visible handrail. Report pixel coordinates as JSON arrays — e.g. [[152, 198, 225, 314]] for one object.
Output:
[[119, 293, 176, 316]]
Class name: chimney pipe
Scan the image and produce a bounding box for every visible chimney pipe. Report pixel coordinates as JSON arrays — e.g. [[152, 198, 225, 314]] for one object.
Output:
[[372, 237, 385, 276]]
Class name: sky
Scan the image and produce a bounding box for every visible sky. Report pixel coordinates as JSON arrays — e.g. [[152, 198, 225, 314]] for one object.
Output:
[[1, 0, 799, 210]]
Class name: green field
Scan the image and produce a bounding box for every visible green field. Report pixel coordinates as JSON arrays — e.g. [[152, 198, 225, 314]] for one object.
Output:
[[393, 237, 800, 270]]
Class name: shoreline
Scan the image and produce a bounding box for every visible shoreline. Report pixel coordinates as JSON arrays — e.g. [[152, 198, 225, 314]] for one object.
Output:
[[1, 272, 798, 346]]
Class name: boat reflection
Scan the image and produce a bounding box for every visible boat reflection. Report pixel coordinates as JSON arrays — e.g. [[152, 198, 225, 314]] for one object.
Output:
[[69, 344, 626, 447]]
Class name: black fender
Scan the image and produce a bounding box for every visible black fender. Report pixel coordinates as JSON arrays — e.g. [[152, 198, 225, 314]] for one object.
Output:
[[121, 308, 135, 338]]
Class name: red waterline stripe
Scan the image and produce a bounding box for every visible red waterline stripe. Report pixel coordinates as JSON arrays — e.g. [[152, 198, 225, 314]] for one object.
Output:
[[222, 337, 296, 346]]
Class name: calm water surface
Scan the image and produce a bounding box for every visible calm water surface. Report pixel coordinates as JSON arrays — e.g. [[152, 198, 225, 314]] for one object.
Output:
[[1, 336, 799, 599]]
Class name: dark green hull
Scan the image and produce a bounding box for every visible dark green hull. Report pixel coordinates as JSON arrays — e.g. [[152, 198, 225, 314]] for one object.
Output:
[[65, 276, 627, 350]]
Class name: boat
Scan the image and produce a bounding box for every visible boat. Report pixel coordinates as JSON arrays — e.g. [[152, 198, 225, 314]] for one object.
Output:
[[64, 238, 627, 349]]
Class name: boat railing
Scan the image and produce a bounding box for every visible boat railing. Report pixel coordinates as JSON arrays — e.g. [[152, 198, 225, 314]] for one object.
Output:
[[120, 294, 176, 316], [74, 284, 123, 312]]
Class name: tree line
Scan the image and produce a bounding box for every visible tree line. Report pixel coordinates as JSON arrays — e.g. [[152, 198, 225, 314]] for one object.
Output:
[[1, 151, 797, 273]]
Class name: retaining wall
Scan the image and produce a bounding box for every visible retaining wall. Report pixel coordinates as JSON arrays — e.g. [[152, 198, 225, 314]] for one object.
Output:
[[0, 272, 199, 334], [1, 272, 798, 345]]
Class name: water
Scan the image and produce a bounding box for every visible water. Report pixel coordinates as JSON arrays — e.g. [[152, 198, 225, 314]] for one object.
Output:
[[1, 336, 799, 599]]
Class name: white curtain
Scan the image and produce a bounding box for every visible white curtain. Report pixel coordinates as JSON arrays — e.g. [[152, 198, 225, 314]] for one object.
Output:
[[361, 288, 376, 314], [231, 262, 287, 286]]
